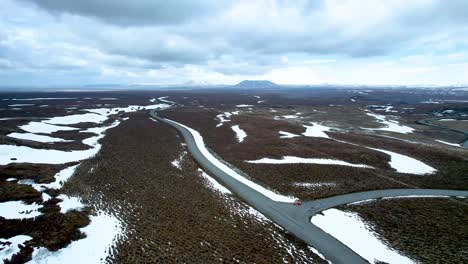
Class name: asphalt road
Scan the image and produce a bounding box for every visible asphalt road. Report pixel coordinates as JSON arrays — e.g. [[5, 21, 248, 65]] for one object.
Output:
[[150, 109, 468, 264]]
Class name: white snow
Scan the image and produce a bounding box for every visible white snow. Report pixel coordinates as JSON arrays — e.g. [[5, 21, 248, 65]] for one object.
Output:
[[216, 112, 233, 127], [246, 156, 372, 168], [435, 140, 461, 147], [46, 113, 108, 125], [231, 125, 247, 143], [0, 235, 33, 262], [279, 131, 300, 138], [29, 212, 124, 264], [198, 169, 232, 194], [293, 182, 336, 189], [282, 115, 299, 119], [370, 148, 436, 175], [1, 121, 120, 165], [57, 195, 85, 214], [311, 209, 414, 264], [20, 165, 79, 192], [171, 151, 186, 170], [302, 122, 334, 138], [42, 193, 52, 202], [0, 201, 42, 219], [163, 118, 297, 202], [19, 122, 78, 134], [236, 104, 253, 107], [1, 144, 98, 165], [6, 178, 17, 181], [7, 132, 70, 143], [365, 112, 414, 134]]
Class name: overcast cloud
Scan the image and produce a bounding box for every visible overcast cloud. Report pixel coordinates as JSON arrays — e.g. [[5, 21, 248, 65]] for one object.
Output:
[[1, 0, 468, 86]]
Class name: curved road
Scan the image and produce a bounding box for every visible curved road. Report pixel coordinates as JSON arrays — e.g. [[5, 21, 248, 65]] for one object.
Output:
[[150, 109, 468, 264], [416, 117, 468, 148]]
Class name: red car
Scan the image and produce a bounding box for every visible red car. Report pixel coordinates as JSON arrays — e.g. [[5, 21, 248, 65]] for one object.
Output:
[[293, 200, 302, 206]]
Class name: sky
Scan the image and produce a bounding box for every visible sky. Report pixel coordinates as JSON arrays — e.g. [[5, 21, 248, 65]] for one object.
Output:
[[1, 0, 468, 87]]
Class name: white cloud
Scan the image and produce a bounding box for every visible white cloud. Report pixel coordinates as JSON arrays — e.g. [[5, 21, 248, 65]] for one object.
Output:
[[1, 0, 468, 86]]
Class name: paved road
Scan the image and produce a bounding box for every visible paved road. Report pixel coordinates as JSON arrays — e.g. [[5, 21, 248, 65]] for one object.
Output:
[[150, 109, 468, 264]]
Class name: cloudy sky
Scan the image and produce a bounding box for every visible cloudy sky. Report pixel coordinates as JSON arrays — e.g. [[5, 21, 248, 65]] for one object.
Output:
[[1, 0, 468, 87]]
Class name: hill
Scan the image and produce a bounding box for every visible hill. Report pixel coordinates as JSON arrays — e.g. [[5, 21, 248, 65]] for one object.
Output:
[[233, 80, 279, 89]]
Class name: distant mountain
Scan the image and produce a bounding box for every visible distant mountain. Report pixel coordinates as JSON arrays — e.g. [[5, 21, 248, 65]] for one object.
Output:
[[233, 80, 279, 89]]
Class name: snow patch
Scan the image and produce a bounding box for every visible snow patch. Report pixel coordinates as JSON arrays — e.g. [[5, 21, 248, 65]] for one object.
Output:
[[29, 212, 124, 264], [302, 122, 334, 138], [57, 195, 85, 214], [293, 182, 336, 189], [19, 165, 79, 191], [7, 132, 70, 143], [0, 235, 33, 262], [279, 131, 300, 138], [364, 112, 414, 134], [435, 140, 461, 147], [231, 125, 247, 143], [246, 156, 372, 168], [0, 201, 42, 219], [19, 122, 78, 134], [311, 209, 414, 264], [171, 151, 186, 170], [370, 148, 436, 175]]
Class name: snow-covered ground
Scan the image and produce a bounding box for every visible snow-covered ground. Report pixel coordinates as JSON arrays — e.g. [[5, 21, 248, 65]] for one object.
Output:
[[171, 151, 186, 170], [246, 156, 372, 168], [293, 182, 336, 189], [0, 235, 33, 261], [279, 131, 300, 138], [57, 195, 85, 214], [7, 132, 70, 143], [435, 139, 461, 147], [20, 122, 79, 134], [236, 104, 253, 107], [163, 118, 297, 203], [364, 112, 415, 134], [370, 148, 436, 175], [302, 122, 334, 138], [0, 101, 173, 262], [282, 115, 300, 119], [311, 209, 414, 264], [19, 165, 79, 191], [198, 169, 232, 194], [231, 125, 247, 143], [216, 111, 239, 127], [29, 212, 124, 264], [0, 201, 43, 219]]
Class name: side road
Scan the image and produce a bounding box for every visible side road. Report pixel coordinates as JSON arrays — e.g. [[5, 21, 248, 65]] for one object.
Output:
[[150, 109, 468, 264]]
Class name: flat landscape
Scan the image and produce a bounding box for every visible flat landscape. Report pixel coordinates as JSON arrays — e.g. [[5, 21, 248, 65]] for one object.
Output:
[[1, 87, 467, 263]]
